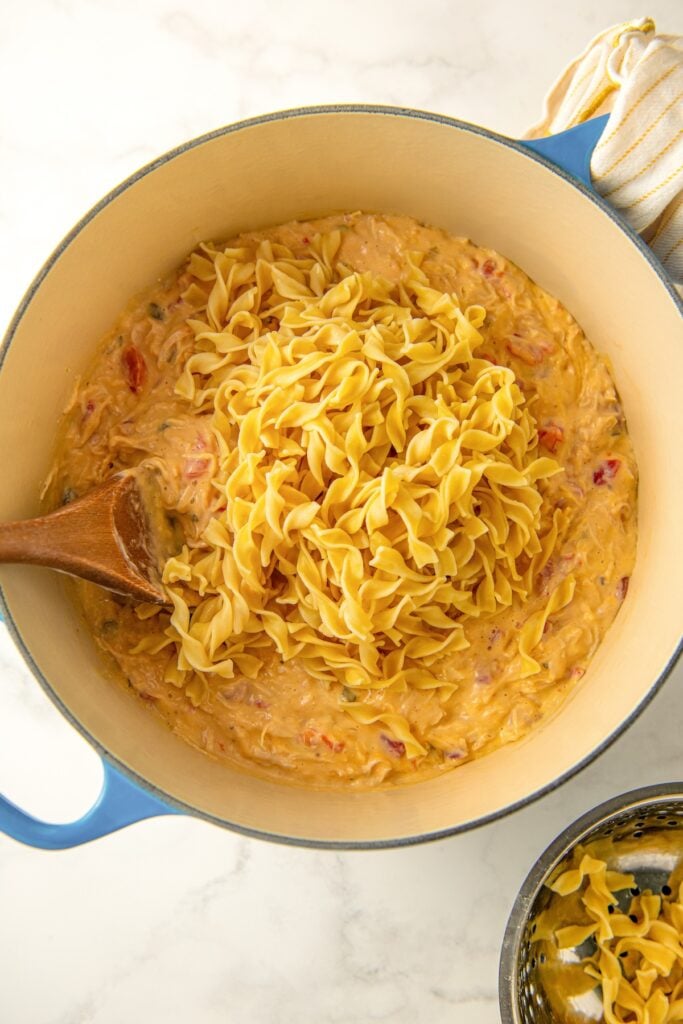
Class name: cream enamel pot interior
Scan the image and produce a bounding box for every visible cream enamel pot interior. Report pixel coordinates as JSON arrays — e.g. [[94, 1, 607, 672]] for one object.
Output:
[[0, 106, 681, 850]]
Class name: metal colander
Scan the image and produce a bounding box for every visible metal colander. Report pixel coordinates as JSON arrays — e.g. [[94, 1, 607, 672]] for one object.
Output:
[[499, 784, 683, 1023]]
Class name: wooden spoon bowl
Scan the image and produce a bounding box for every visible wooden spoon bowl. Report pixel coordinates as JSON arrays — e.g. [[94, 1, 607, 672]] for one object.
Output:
[[0, 473, 169, 604]]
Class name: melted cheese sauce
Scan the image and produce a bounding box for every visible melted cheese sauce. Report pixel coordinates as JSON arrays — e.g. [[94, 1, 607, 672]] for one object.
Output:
[[50, 213, 637, 788]]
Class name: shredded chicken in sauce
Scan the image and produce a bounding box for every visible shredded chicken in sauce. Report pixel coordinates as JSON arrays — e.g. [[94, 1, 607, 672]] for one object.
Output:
[[49, 213, 637, 787]]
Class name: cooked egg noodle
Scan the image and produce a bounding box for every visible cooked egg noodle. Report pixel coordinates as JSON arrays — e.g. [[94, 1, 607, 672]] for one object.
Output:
[[536, 850, 683, 1023], [133, 231, 571, 751]]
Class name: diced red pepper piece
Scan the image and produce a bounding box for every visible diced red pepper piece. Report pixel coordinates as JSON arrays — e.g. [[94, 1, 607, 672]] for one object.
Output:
[[249, 696, 269, 709], [301, 728, 343, 752], [616, 576, 630, 600], [381, 734, 406, 758], [184, 457, 209, 479], [321, 733, 345, 753], [538, 423, 564, 453], [122, 345, 147, 394], [481, 259, 498, 277], [301, 728, 318, 747], [593, 459, 621, 485]]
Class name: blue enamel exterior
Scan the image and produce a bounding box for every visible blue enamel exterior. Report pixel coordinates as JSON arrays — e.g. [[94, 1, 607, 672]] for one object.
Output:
[[0, 758, 178, 850], [520, 114, 609, 187], [0, 109, 673, 850]]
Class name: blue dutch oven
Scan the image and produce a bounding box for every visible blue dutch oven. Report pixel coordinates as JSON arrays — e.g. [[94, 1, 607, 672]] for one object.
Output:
[[0, 108, 680, 849]]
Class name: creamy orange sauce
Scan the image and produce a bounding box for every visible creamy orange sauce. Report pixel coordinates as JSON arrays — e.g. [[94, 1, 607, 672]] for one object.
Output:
[[50, 213, 637, 787]]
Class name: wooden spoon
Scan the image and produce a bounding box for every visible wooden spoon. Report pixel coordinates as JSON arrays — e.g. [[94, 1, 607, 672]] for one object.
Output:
[[0, 473, 171, 603]]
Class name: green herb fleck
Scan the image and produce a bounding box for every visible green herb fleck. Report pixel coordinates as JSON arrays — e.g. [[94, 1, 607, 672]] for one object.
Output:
[[341, 686, 357, 703], [158, 421, 171, 432], [148, 302, 165, 321], [101, 619, 119, 635], [166, 514, 185, 551]]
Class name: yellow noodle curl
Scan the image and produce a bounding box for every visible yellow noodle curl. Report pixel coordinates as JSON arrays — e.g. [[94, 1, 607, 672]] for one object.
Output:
[[136, 230, 567, 733], [536, 849, 683, 1024]]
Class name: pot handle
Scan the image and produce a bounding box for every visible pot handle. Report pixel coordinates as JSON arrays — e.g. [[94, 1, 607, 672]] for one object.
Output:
[[519, 114, 609, 188], [0, 757, 178, 850]]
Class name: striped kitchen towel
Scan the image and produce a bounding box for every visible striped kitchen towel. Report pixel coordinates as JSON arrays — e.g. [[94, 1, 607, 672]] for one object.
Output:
[[525, 18, 683, 286]]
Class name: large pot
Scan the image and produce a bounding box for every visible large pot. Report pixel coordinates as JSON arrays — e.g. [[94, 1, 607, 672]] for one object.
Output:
[[0, 106, 681, 849]]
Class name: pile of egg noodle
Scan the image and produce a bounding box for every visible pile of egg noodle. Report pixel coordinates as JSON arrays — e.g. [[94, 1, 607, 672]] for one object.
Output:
[[535, 851, 683, 1023], [136, 230, 574, 753]]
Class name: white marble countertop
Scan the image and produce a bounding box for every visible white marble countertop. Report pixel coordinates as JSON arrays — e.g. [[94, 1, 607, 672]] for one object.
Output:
[[1, 1, 682, 1021]]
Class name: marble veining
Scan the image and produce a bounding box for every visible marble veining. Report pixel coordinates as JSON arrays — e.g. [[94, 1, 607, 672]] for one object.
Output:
[[1, 0, 683, 1021]]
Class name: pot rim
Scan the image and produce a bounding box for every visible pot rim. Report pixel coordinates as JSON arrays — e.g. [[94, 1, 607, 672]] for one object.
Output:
[[1, 103, 681, 849], [498, 782, 683, 1023]]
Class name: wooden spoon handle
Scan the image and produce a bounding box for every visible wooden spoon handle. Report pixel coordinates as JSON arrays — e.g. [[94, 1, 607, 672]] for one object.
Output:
[[0, 480, 164, 603], [0, 507, 110, 568]]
